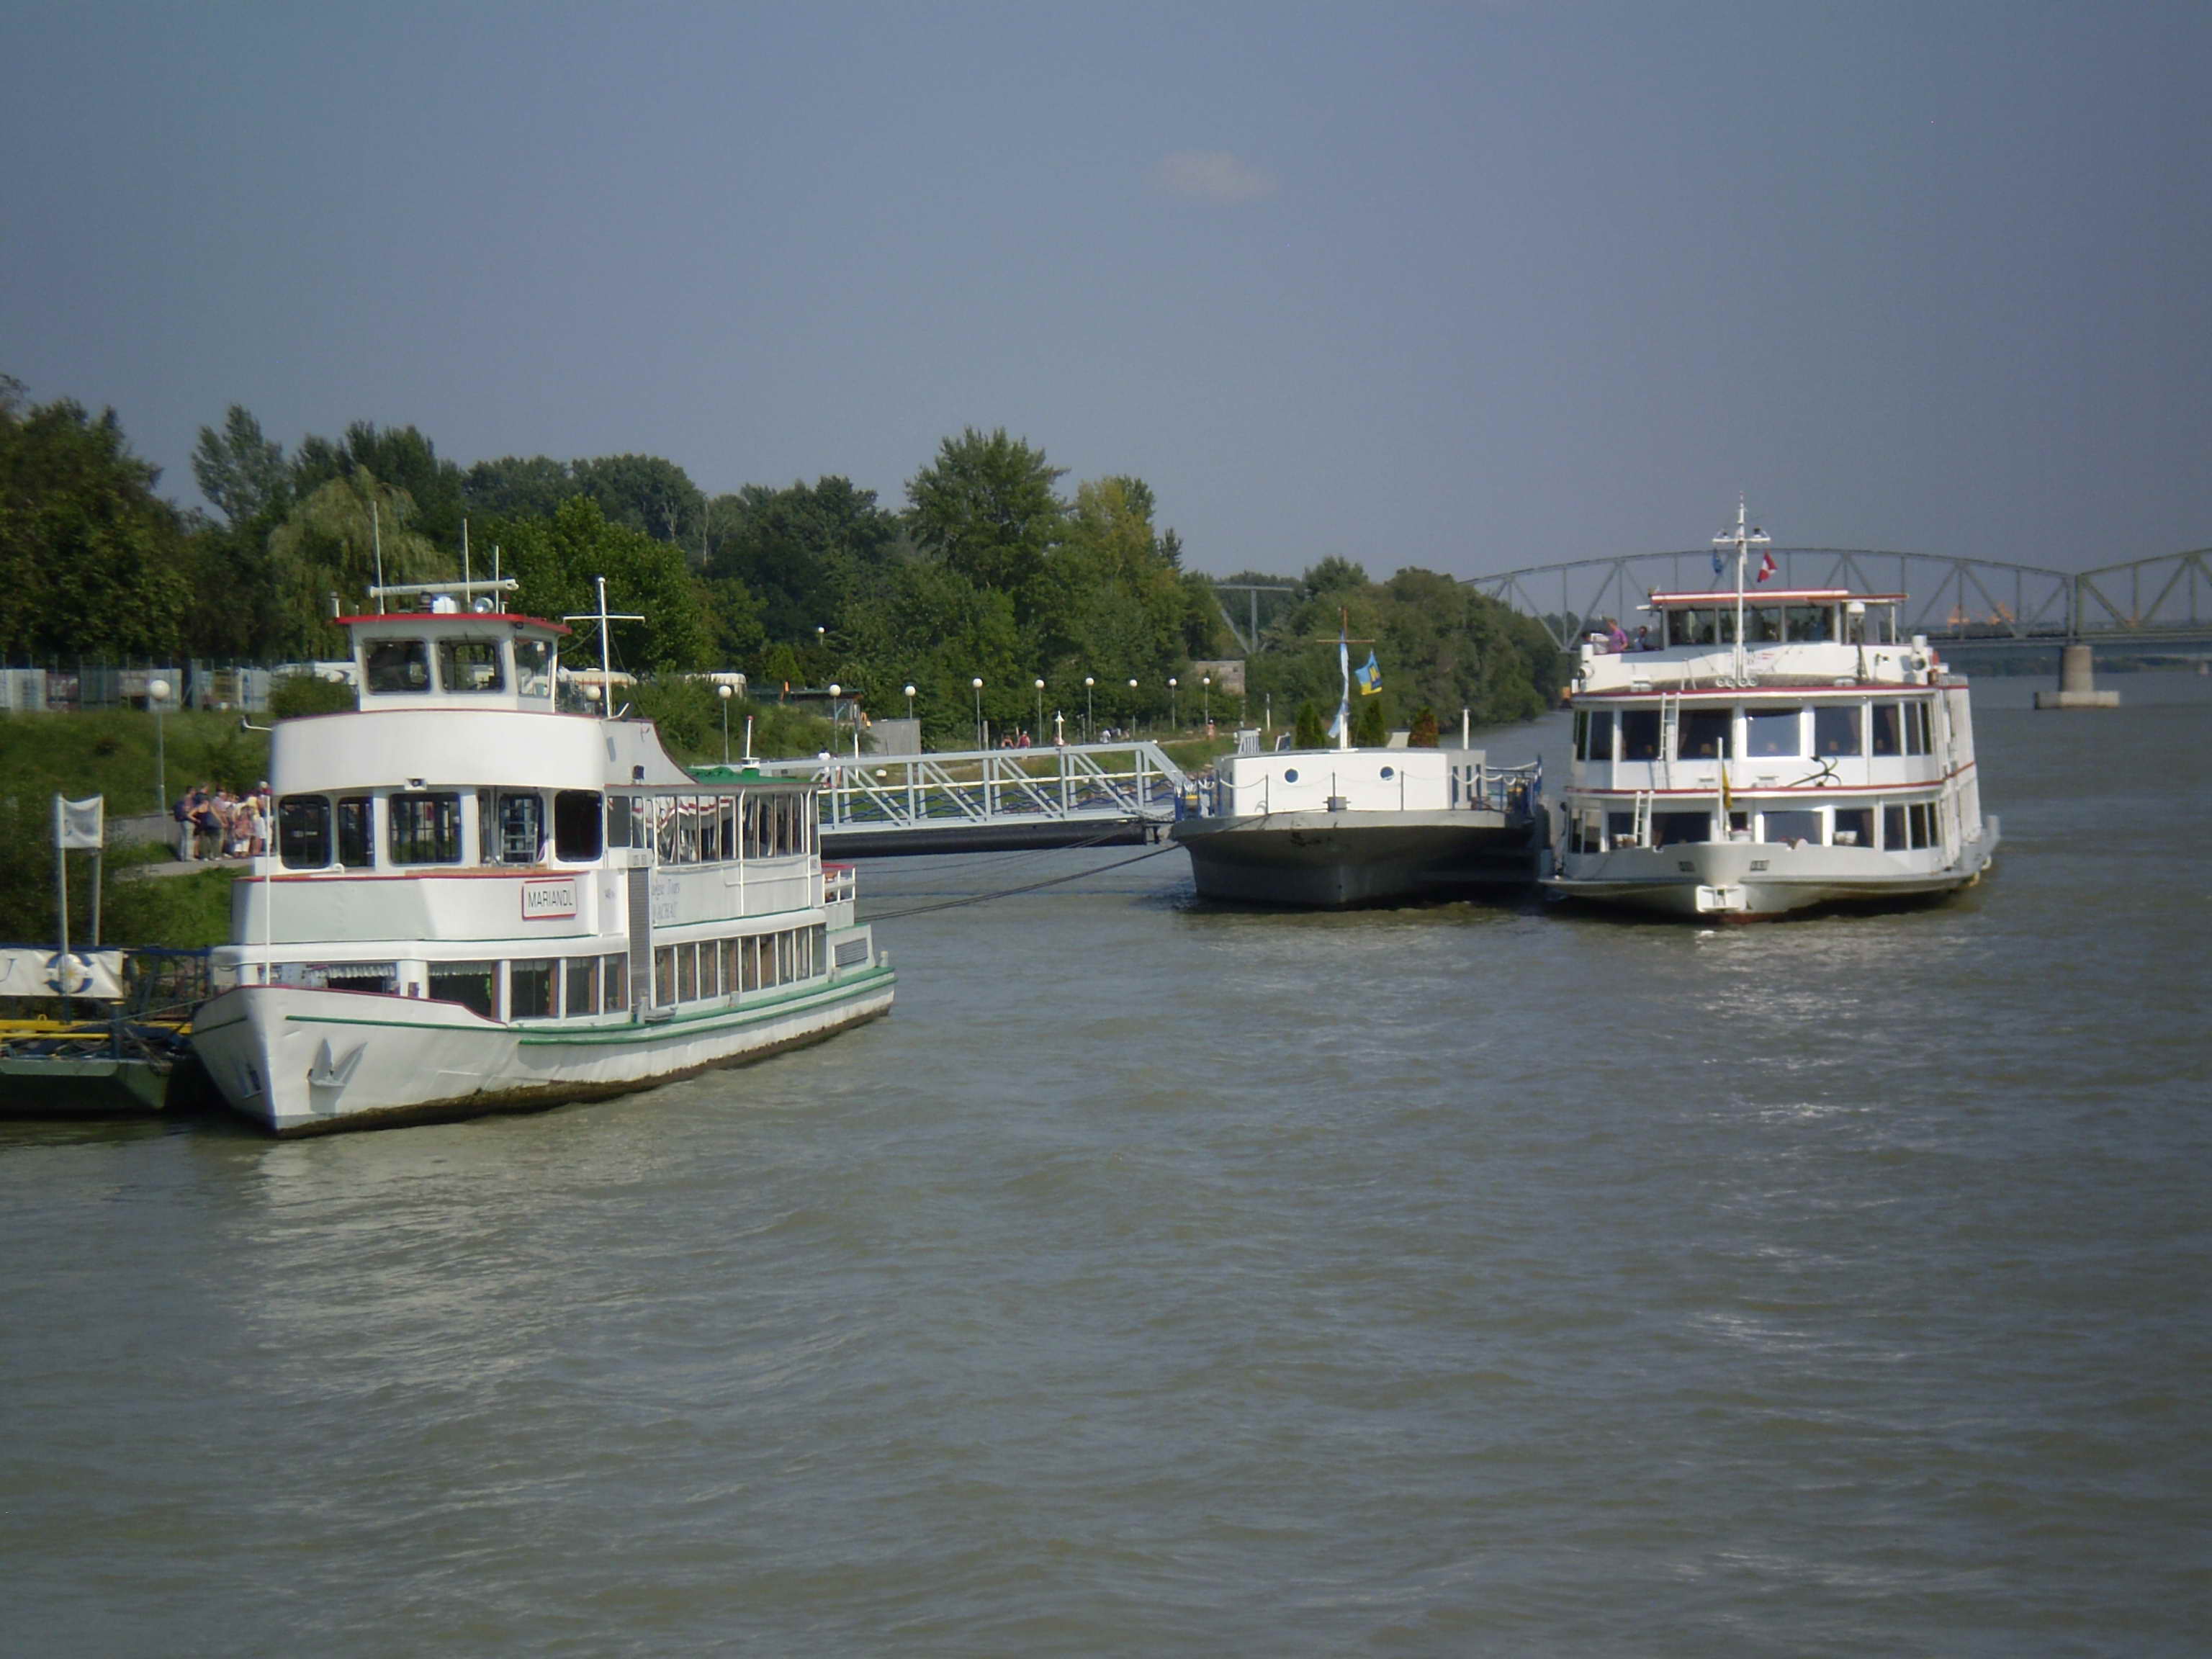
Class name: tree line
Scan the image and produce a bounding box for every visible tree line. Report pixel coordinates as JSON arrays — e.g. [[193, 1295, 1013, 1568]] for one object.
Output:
[[1, 372, 1561, 749]]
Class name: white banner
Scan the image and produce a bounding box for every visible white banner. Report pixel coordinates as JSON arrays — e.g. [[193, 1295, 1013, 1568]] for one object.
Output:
[[0, 948, 127, 999], [54, 794, 105, 850]]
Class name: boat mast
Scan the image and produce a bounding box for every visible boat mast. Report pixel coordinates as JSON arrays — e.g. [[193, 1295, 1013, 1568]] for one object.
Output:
[[1336, 608, 1351, 752], [1715, 497, 1770, 685], [562, 576, 644, 715]]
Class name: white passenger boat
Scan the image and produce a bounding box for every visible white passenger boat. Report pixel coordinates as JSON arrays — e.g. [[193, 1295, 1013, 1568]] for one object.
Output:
[[1171, 623, 1542, 908], [192, 582, 894, 1135], [1545, 505, 1999, 919]]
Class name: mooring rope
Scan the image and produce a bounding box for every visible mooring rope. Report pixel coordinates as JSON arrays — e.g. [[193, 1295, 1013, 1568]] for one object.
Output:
[[864, 842, 1182, 920]]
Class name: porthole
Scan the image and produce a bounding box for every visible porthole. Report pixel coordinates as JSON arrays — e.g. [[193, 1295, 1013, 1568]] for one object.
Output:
[[1283, 768, 1300, 783], [1380, 765, 1395, 780]]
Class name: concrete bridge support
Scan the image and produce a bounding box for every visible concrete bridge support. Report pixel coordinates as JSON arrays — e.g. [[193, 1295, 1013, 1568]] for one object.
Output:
[[2035, 642, 2121, 709]]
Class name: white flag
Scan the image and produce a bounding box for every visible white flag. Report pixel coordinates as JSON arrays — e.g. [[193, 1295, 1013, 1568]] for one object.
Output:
[[54, 794, 104, 850]]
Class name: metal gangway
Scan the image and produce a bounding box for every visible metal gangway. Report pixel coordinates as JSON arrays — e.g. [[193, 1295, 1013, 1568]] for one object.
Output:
[[757, 741, 1192, 855]]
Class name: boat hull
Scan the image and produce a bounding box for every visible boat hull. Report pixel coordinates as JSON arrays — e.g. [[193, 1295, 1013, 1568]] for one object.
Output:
[[1172, 811, 1534, 909], [192, 966, 896, 1136], [1545, 826, 1999, 919]]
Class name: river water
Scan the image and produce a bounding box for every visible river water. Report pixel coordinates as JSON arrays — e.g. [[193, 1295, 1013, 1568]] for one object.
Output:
[[3, 674, 2207, 1657]]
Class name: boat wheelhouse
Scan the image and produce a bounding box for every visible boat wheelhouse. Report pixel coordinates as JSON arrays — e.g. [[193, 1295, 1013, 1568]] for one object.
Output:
[[1546, 508, 1998, 918], [191, 583, 893, 1133]]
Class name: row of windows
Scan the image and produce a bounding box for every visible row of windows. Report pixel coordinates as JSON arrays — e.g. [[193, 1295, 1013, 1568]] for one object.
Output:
[[1573, 701, 1936, 764], [607, 792, 814, 864], [1568, 800, 1943, 855], [258, 929, 827, 1021], [277, 788, 811, 871], [1658, 604, 1900, 647], [361, 636, 554, 698], [652, 926, 826, 1007]]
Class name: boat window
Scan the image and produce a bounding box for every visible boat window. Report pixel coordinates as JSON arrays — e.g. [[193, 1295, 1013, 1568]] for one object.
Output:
[[1748, 606, 1786, 644], [1814, 706, 1861, 757], [1282, 768, 1300, 784], [1677, 709, 1731, 760], [509, 959, 554, 1019], [438, 637, 505, 694], [1606, 811, 1637, 848], [479, 790, 544, 865], [389, 792, 463, 865], [1906, 701, 1933, 756], [516, 637, 552, 699], [364, 639, 431, 694], [1671, 608, 1726, 647], [1619, 709, 1661, 761], [279, 795, 330, 868], [1569, 808, 1603, 855], [554, 791, 603, 861], [1882, 804, 1908, 850], [1744, 708, 1803, 757], [654, 945, 676, 1006], [675, 944, 696, 1002], [1573, 709, 1615, 763], [1653, 811, 1711, 848], [700, 940, 721, 999], [1871, 702, 1904, 757], [564, 955, 598, 1017], [1785, 606, 1828, 642], [1910, 802, 1936, 847], [602, 953, 627, 1012], [606, 794, 631, 849], [428, 961, 497, 1019], [336, 796, 374, 868], [1761, 809, 1821, 846], [1833, 807, 1872, 847]]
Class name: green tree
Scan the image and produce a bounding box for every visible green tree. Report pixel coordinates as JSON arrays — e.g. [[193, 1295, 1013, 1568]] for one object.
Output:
[[0, 382, 192, 661], [292, 422, 467, 551], [1353, 694, 1388, 746], [262, 469, 448, 659], [1408, 706, 1439, 747], [905, 427, 1066, 608], [569, 454, 705, 551], [493, 497, 709, 675], [462, 455, 578, 521], [1293, 699, 1327, 749], [706, 476, 900, 643], [191, 405, 291, 526]]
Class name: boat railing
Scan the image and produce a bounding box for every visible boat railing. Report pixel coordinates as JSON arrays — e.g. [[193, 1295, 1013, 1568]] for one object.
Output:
[[1453, 758, 1544, 819]]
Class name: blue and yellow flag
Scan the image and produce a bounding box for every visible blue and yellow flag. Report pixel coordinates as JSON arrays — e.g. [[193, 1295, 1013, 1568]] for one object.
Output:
[[1355, 651, 1382, 696]]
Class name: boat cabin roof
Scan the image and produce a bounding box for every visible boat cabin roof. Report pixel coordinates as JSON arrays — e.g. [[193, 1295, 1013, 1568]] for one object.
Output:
[[1645, 588, 1903, 608], [338, 611, 570, 638]]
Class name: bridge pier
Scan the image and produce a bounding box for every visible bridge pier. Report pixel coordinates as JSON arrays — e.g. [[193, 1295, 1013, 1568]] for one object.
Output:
[[2035, 642, 2121, 709]]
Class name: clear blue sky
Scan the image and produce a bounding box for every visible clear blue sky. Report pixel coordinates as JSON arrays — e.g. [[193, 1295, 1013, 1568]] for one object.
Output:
[[5, 1, 2207, 577]]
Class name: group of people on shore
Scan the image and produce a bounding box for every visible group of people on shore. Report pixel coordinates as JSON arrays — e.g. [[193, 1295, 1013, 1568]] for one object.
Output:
[[173, 782, 271, 863]]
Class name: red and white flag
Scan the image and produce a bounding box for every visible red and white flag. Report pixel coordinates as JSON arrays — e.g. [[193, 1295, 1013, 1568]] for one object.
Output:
[[1756, 549, 1776, 583]]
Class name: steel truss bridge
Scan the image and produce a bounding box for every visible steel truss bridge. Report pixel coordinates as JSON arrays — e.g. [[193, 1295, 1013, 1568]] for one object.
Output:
[[759, 741, 1192, 855], [1462, 546, 2212, 654]]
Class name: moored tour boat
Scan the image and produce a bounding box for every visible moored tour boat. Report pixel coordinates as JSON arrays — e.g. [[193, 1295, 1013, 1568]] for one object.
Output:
[[1171, 623, 1542, 907], [191, 582, 894, 1135], [1545, 505, 1999, 919]]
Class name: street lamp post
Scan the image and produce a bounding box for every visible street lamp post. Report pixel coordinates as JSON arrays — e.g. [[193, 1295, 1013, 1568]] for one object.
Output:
[[971, 677, 984, 748], [828, 683, 842, 757], [717, 682, 733, 764], [1034, 678, 1045, 741], [903, 683, 916, 723], [1168, 676, 1178, 732], [1127, 679, 1138, 739], [1202, 675, 1211, 728], [1084, 676, 1094, 743], [148, 678, 171, 811]]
